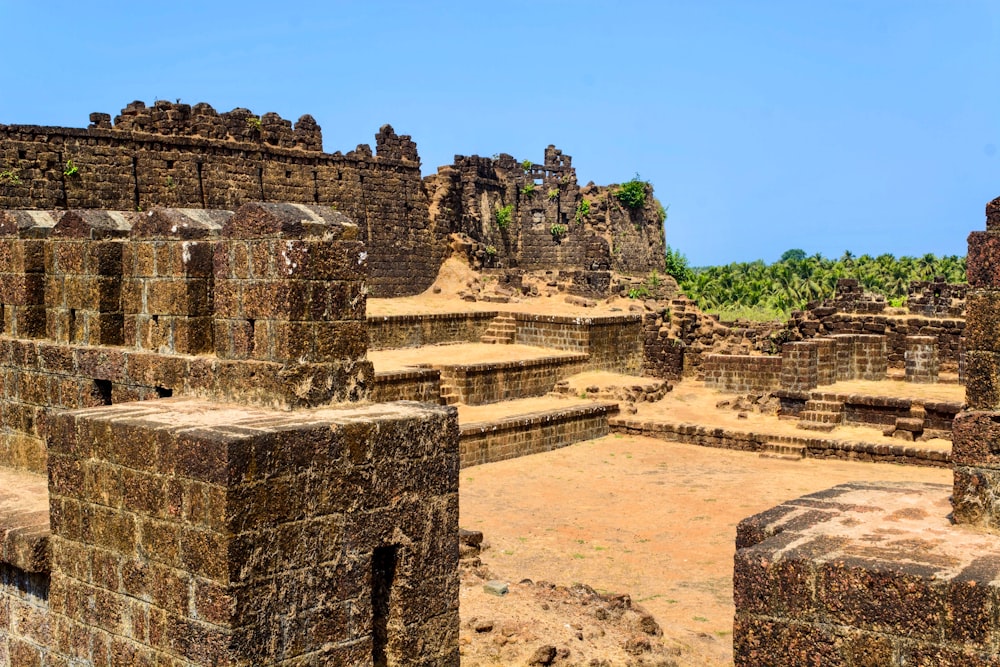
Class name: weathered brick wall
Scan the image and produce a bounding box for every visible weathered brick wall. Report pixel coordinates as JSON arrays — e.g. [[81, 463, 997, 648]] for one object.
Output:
[[424, 145, 665, 280], [905, 335, 939, 383], [0, 565, 51, 666], [0, 103, 443, 297], [907, 278, 966, 318], [513, 313, 644, 374], [438, 355, 587, 405], [371, 368, 443, 403], [780, 342, 818, 391], [642, 312, 685, 379], [367, 311, 498, 350], [0, 204, 374, 474], [795, 312, 965, 369], [702, 354, 783, 393], [460, 402, 617, 467], [44, 398, 459, 666]]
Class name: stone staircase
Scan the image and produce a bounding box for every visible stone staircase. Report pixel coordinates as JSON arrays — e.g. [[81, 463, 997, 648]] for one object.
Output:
[[480, 314, 517, 344], [796, 399, 845, 432], [759, 441, 806, 461], [440, 382, 460, 406]]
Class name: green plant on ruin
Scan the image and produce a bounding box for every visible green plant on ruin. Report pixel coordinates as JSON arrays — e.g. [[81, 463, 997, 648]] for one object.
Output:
[[628, 284, 651, 299], [520, 182, 536, 197], [547, 188, 559, 200], [63, 159, 79, 177], [550, 223, 568, 238], [521, 159, 533, 172], [246, 116, 262, 133], [0, 169, 21, 185], [166, 175, 176, 189], [484, 245, 497, 257], [615, 174, 648, 209], [495, 204, 514, 230], [575, 198, 591, 223]]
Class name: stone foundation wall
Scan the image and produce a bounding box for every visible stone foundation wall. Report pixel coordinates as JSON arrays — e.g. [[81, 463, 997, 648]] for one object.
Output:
[[371, 368, 443, 404], [439, 355, 587, 405], [367, 311, 498, 350], [610, 417, 950, 467], [460, 403, 617, 467], [514, 314, 643, 374], [702, 355, 783, 393], [794, 312, 964, 369]]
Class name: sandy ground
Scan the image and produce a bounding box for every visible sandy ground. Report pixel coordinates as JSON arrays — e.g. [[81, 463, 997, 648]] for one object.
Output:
[[459, 434, 952, 666], [368, 343, 582, 373]]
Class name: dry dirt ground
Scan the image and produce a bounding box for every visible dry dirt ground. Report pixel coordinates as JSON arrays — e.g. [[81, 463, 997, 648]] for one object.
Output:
[[458, 434, 951, 666]]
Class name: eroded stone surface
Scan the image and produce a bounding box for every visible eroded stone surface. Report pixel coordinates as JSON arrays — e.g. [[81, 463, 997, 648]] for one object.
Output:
[[734, 482, 1000, 666]]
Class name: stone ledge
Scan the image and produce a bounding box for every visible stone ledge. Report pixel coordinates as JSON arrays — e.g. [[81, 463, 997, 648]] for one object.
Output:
[[734, 481, 1000, 666], [0, 467, 50, 573], [367, 311, 499, 323], [461, 401, 620, 435], [610, 418, 950, 467]]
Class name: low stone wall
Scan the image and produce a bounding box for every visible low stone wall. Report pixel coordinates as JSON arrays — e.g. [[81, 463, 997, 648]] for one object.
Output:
[[513, 314, 643, 374], [609, 417, 950, 467], [775, 389, 962, 433], [1, 564, 51, 665], [371, 368, 442, 403], [702, 355, 783, 393], [460, 402, 618, 467], [367, 312, 498, 350], [734, 482, 997, 666], [796, 313, 965, 369], [439, 355, 587, 405]]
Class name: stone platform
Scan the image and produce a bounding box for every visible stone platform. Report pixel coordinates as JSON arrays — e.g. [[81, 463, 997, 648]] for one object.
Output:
[[734, 481, 1000, 665]]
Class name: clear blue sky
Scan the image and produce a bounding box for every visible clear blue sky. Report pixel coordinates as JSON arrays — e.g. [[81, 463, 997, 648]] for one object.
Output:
[[1, 1, 997, 266]]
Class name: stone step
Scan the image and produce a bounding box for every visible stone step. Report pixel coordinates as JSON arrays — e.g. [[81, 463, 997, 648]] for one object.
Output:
[[799, 410, 843, 424], [479, 314, 518, 345], [804, 399, 843, 413], [759, 442, 807, 461], [796, 420, 837, 432], [0, 467, 50, 574], [459, 400, 620, 467]]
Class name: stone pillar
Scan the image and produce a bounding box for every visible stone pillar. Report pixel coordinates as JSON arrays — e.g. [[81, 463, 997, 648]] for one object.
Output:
[[211, 202, 373, 408], [829, 333, 856, 381], [904, 335, 939, 383], [123, 208, 229, 355], [953, 195, 1000, 529], [813, 337, 836, 386], [780, 341, 818, 391], [0, 211, 55, 338], [852, 334, 887, 380], [44, 211, 133, 345]]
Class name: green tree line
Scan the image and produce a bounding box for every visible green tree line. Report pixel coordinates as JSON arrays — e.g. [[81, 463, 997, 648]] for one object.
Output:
[[662, 247, 966, 320]]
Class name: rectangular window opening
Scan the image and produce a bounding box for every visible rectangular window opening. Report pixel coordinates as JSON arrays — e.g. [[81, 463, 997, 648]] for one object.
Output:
[[372, 545, 399, 667], [155, 386, 172, 399], [93, 379, 113, 406]]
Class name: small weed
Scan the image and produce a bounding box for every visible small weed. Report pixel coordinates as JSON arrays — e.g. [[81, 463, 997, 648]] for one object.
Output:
[[521, 159, 533, 172], [628, 285, 651, 299], [575, 539, 586, 544], [520, 182, 536, 197], [495, 204, 513, 229], [550, 223, 567, 238], [166, 175, 176, 189], [0, 169, 21, 185], [484, 245, 497, 257], [574, 198, 591, 223], [693, 616, 709, 622], [501, 549, 514, 556], [63, 159, 79, 177], [246, 116, 262, 132], [571, 553, 585, 559], [593, 545, 606, 551], [547, 188, 559, 200]]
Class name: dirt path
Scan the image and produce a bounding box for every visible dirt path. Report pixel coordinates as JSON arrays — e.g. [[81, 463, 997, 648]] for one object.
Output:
[[459, 434, 951, 665]]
